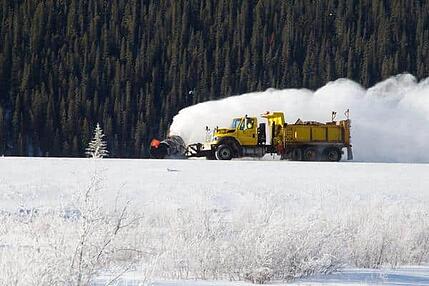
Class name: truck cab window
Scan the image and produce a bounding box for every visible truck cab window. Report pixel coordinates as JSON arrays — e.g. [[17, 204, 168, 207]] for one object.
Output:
[[245, 118, 254, 130], [231, 118, 241, 129]]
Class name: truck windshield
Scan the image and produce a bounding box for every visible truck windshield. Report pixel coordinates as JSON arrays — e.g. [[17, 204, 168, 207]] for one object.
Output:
[[230, 118, 242, 129]]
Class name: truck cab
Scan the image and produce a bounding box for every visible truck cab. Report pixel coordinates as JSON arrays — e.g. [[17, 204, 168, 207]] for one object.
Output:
[[209, 116, 262, 146], [206, 116, 267, 160]]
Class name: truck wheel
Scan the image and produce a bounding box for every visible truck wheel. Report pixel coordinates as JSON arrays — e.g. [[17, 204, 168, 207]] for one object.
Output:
[[303, 147, 320, 161], [291, 148, 302, 161], [215, 144, 233, 160], [323, 147, 342, 162]]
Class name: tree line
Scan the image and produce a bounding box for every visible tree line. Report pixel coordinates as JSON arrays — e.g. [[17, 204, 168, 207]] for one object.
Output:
[[0, 0, 428, 157]]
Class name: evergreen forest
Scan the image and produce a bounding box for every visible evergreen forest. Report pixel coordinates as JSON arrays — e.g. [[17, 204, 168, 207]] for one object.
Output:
[[0, 0, 428, 157]]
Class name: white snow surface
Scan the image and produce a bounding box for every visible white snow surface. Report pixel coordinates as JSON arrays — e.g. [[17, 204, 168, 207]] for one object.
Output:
[[2, 157, 429, 285], [1, 157, 428, 211], [169, 74, 429, 163]]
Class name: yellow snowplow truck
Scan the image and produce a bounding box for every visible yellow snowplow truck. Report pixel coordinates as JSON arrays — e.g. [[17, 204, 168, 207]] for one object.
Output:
[[150, 111, 353, 161]]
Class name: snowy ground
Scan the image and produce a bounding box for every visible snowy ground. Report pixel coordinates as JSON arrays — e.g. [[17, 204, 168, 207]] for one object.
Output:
[[1, 157, 429, 285], [2, 157, 428, 211]]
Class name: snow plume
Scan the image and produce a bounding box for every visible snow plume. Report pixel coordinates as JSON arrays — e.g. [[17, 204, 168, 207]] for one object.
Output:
[[170, 74, 429, 163]]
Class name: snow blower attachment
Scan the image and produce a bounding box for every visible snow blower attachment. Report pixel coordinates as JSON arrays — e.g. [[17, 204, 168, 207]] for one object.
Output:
[[150, 110, 353, 161], [150, 135, 187, 159]]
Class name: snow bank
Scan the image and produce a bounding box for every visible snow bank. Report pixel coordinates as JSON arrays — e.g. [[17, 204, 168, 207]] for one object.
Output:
[[169, 74, 429, 163]]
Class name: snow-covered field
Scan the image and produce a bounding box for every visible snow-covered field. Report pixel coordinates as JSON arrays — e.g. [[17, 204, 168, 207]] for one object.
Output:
[[2, 157, 428, 210], [1, 157, 429, 285]]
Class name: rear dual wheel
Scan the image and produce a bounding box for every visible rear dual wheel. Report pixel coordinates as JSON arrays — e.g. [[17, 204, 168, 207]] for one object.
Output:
[[303, 147, 320, 161], [285, 147, 342, 162], [323, 147, 342, 162]]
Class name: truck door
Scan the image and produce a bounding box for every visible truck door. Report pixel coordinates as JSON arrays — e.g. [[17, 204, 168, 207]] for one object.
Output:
[[237, 117, 258, 146]]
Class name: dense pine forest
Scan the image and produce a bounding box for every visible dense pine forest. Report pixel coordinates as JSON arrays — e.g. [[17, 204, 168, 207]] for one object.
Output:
[[0, 0, 428, 157]]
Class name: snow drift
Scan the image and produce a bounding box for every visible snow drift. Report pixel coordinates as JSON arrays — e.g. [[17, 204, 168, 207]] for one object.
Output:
[[169, 74, 429, 163]]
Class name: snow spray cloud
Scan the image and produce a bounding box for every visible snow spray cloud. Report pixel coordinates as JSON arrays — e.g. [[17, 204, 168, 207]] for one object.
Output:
[[170, 74, 429, 163]]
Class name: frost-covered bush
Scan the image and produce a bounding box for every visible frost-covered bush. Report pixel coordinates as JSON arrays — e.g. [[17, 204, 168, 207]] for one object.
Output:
[[244, 267, 273, 284], [0, 173, 140, 286], [2, 183, 429, 285], [345, 201, 429, 269], [142, 191, 429, 283]]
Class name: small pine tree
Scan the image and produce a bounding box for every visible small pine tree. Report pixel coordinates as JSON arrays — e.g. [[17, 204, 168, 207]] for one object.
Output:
[[86, 123, 109, 158]]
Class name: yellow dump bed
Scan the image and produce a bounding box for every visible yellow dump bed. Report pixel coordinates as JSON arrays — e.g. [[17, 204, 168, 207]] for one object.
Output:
[[262, 111, 352, 161], [284, 120, 351, 145], [263, 112, 351, 146]]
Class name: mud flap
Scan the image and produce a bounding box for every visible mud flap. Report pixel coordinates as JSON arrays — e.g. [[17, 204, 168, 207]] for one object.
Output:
[[347, 146, 353, 160]]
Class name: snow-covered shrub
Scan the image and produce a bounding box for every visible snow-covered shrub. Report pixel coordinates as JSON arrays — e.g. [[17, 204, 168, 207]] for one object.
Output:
[[2, 182, 429, 284], [345, 200, 429, 269], [244, 267, 273, 284], [0, 171, 140, 285]]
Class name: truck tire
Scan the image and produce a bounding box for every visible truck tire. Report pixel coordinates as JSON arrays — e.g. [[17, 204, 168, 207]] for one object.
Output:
[[215, 144, 233, 160], [323, 147, 342, 162], [291, 148, 302, 161], [303, 147, 320, 161]]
